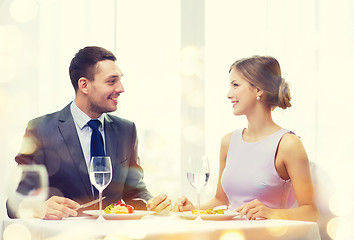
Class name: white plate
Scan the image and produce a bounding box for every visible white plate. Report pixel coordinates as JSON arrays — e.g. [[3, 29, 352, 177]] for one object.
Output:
[[83, 210, 154, 220], [176, 210, 240, 220]]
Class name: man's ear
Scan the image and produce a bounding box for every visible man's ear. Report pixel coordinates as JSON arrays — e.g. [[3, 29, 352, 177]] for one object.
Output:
[[78, 77, 89, 94]]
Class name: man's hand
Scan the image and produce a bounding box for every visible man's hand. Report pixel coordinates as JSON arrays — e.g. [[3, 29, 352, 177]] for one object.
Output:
[[146, 194, 172, 215], [38, 196, 80, 220]]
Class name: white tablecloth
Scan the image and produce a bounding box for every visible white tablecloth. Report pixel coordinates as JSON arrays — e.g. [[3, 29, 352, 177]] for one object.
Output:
[[2, 214, 321, 240]]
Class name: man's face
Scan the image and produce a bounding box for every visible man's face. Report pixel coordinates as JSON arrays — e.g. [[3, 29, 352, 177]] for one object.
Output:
[[86, 60, 124, 118]]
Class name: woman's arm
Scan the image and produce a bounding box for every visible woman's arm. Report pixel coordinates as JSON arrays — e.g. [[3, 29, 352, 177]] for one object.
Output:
[[200, 132, 232, 209], [274, 133, 319, 221]]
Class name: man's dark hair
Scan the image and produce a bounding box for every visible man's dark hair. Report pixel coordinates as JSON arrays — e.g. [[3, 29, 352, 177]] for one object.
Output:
[[69, 46, 116, 92]]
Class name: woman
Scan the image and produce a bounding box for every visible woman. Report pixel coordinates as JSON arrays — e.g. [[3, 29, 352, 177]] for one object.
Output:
[[174, 56, 318, 221]]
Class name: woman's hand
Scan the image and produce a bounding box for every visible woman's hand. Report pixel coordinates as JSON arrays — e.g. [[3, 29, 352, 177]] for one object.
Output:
[[172, 196, 195, 212], [235, 199, 275, 220]]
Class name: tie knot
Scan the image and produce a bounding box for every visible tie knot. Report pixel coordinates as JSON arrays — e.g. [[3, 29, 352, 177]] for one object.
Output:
[[87, 119, 101, 130]]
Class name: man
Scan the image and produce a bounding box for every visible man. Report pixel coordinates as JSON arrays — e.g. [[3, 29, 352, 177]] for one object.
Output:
[[7, 46, 170, 219]]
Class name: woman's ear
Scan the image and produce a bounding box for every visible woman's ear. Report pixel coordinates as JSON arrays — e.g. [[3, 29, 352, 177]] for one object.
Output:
[[256, 88, 264, 98], [78, 77, 89, 94]]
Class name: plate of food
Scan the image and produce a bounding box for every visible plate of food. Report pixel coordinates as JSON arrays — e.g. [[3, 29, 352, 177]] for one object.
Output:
[[176, 209, 240, 220], [83, 201, 154, 220]]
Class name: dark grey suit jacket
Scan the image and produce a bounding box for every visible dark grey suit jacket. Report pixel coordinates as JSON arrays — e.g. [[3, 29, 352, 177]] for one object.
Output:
[[7, 103, 152, 218]]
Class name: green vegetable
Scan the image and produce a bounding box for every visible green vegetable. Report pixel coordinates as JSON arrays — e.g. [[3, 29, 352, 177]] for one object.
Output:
[[104, 203, 114, 213], [214, 209, 224, 214]]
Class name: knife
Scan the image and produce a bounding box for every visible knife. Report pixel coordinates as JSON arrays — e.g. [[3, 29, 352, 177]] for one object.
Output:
[[76, 196, 106, 210]]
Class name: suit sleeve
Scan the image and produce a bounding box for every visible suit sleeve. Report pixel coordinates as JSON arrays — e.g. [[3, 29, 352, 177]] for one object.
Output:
[[122, 122, 153, 203], [15, 119, 45, 165]]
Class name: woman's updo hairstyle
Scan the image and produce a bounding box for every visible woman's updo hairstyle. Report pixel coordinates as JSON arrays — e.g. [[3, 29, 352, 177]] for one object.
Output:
[[229, 55, 291, 109]]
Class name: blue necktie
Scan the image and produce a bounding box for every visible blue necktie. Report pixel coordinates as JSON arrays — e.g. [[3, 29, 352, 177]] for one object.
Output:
[[87, 119, 105, 158], [87, 119, 105, 198]]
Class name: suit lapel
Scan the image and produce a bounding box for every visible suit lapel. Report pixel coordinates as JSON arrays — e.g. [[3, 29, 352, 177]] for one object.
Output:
[[104, 115, 119, 168], [58, 104, 93, 198]]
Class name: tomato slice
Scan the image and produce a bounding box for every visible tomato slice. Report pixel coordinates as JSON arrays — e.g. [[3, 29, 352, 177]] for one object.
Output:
[[126, 205, 134, 213], [112, 201, 134, 213], [114, 201, 125, 207]]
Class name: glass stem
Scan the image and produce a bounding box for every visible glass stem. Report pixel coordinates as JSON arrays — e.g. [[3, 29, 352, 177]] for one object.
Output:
[[99, 190, 103, 216], [197, 188, 201, 218]]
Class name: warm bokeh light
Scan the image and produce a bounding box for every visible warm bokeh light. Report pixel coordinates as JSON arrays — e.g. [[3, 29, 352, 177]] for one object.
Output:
[[3, 223, 31, 240], [266, 225, 289, 237], [18, 136, 38, 155], [10, 0, 39, 23], [327, 217, 340, 240], [333, 217, 353, 240], [220, 230, 245, 240], [329, 192, 353, 217]]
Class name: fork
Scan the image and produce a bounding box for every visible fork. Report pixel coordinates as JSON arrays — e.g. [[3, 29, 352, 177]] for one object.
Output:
[[213, 205, 229, 211]]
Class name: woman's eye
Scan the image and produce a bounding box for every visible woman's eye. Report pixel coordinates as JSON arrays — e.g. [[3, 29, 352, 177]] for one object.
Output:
[[233, 83, 238, 87]]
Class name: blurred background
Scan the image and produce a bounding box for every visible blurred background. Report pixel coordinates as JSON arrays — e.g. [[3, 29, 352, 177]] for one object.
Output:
[[0, 0, 353, 239]]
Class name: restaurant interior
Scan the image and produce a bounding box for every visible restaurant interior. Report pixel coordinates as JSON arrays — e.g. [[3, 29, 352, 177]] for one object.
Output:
[[0, 0, 353, 239]]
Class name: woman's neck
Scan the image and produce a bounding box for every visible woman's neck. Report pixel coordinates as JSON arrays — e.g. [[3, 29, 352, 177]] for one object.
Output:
[[244, 107, 281, 142]]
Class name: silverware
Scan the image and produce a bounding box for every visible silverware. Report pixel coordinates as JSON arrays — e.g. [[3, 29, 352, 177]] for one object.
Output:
[[213, 205, 229, 211], [76, 196, 106, 210], [133, 197, 172, 216]]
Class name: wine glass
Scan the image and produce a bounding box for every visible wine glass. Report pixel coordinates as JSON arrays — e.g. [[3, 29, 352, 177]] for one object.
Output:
[[89, 156, 112, 222], [8, 165, 49, 219], [186, 155, 210, 221]]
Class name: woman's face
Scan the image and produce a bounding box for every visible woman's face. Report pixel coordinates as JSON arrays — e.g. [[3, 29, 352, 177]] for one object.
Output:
[[227, 68, 258, 116]]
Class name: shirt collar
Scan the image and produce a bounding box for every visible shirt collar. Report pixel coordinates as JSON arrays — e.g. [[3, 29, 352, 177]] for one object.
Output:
[[70, 101, 105, 129]]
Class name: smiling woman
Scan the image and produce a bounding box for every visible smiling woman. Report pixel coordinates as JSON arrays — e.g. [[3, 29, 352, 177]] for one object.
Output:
[[1, 1, 354, 238]]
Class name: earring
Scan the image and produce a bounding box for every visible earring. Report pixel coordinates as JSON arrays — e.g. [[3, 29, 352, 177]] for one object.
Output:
[[256, 96, 260, 101]]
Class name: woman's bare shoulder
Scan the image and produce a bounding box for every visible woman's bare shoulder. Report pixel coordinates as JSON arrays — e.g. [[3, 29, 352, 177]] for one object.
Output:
[[221, 131, 234, 147], [279, 132, 304, 151], [278, 132, 308, 164]]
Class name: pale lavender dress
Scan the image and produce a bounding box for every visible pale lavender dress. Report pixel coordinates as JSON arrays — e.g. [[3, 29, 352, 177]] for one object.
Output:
[[221, 128, 296, 209]]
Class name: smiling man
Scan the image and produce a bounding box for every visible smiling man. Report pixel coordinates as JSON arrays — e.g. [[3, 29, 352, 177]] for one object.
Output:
[[7, 46, 171, 219]]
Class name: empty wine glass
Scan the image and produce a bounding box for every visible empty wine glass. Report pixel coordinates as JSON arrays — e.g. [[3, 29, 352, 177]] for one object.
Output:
[[186, 155, 210, 221], [89, 156, 112, 222], [8, 164, 49, 219]]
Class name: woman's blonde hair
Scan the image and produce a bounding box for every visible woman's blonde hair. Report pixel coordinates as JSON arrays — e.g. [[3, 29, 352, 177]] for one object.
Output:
[[230, 55, 291, 109]]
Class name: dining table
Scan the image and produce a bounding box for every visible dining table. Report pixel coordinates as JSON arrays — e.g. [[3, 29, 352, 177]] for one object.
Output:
[[1, 211, 321, 240]]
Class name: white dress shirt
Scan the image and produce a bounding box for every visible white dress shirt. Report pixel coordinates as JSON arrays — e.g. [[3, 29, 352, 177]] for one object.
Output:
[[70, 101, 106, 170]]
